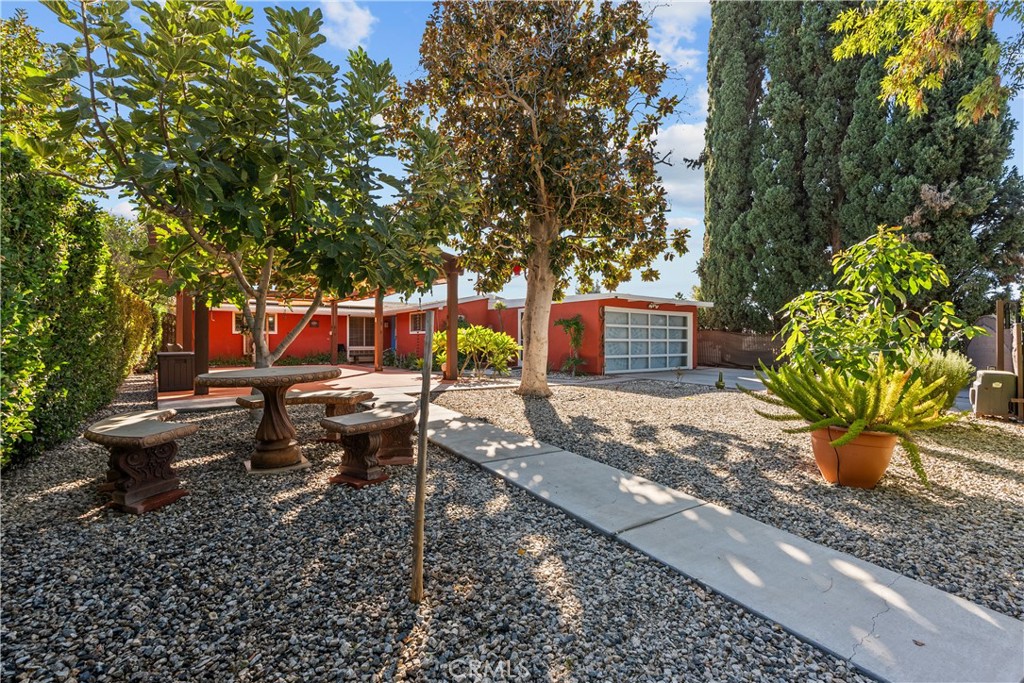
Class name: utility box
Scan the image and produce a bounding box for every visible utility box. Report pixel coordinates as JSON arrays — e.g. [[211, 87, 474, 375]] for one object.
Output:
[[969, 370, 1017, 418], [157, 352, 195, 392]]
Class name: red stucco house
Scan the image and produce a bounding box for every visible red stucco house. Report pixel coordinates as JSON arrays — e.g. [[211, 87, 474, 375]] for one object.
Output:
[[203, 292, 711, 374]]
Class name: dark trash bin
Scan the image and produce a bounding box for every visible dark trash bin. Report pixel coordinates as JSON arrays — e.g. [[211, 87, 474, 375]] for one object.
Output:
[[157, 352, 195, 392]]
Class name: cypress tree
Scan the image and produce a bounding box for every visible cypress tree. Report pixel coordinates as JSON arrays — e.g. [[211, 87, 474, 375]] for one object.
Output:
[[839, 57, 896, 242], [801, 1, 861, 258], [701, 4, 1018, 331], [698, 0, 764, 331], [747, 2, 817, 330], [882, 30, 1019, 323]]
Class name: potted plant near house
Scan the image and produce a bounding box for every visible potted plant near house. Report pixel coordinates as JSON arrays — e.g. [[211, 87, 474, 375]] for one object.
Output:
[[743, 355, 955, 488]]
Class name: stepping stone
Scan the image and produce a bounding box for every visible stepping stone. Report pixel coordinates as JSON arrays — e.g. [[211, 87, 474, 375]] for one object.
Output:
[[618, 503, 1024, 683], [483, 451, 706, 535]]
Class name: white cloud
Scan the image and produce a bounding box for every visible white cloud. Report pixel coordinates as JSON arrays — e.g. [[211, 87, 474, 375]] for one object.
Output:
[[656, 122, 705, 214], [650, 1, 711, 72], [692, 84, 709, 118], [319, 1, 377, 51], [111, 201, 137, 219]]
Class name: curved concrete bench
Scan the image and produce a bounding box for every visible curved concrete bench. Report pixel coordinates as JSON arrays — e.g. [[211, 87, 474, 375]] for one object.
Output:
[[321, 406, 417, 487], [84, 409, 198, 514]]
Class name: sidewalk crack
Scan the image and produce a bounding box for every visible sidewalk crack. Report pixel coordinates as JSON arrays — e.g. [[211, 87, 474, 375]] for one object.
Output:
[[849, 576, 899, 661]]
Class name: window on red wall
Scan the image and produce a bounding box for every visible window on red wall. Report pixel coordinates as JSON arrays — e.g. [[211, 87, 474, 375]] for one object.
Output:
[[410, 312, 426, 334], [349, 317, 375, 347], [233, 312, 277, 334]]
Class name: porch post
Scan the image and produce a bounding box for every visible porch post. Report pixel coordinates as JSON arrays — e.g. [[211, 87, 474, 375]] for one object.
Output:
[[181, 293, 195, 352], [445, 259, 459, 381], [330, 300, 339, 365], [374, 289, 384, 372], [193, 295, 209, 396]]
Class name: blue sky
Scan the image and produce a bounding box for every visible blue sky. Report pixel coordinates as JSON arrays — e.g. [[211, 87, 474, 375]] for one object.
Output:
[[4, 1, 1021, 305]]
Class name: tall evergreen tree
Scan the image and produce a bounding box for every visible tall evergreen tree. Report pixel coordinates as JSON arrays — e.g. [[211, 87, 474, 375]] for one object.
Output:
[[701, 3, 1019, 331], [698, 1, 764, 331], [801, 1, 861, 257], [839, 57, 895, 241], [882, 29, 1020, 322], [747, 2, 818, 330]]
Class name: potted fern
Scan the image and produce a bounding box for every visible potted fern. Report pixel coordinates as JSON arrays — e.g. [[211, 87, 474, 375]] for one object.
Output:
[[741, 356, 955, 488]]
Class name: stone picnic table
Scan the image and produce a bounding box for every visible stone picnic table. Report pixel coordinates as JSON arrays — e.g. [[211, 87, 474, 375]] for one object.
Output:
[[195, 365, 342, 474]]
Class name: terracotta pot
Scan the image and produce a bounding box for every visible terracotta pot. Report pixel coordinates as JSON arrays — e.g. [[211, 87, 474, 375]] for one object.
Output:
[[809, 426, 898, 489]]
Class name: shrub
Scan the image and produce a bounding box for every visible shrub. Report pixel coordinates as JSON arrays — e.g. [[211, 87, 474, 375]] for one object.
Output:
[[277, 352, 332, 366], [777, 226, 984, 375], [555, 314, 585, 376], [1, 142, 157, 468], [433, 325, 521, 377], [909, 347, 975, 409]]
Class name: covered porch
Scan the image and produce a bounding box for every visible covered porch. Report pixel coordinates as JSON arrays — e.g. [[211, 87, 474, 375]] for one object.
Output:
[[167, 254, 463, 395]]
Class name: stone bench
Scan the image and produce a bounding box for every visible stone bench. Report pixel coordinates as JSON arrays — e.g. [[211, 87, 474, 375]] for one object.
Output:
[[321, 406, 417, 488], [348, 350, 375, 365], [84, 409, 198, 514], [236, 389, 368, 441]]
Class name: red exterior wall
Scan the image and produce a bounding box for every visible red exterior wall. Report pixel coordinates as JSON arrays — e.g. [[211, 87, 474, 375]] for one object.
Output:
[[204, 297, 701, 370], [269, 312, 334, 357], [393, 298, 494, 358], [506, 298, 701, 373], [209, 310, 241, 359], [207, 310, 338, 361], [393, 311, 427, 358]]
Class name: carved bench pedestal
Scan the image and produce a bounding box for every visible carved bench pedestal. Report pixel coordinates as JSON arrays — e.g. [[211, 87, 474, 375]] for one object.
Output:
[[322, 407, 417, 488], [84, 409, 198, 515], [106, 442, 188, 514]]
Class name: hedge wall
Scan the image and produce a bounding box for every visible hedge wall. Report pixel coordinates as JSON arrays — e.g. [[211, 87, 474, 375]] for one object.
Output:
[[1, 142, 158, 468]]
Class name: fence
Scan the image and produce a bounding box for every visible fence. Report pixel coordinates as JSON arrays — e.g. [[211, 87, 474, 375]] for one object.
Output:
[[698, 330, 781, 369]]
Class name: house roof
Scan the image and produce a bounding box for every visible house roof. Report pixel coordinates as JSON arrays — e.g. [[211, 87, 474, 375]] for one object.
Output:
[[499, 292, 714, 309], [212, 292, 713, 316]]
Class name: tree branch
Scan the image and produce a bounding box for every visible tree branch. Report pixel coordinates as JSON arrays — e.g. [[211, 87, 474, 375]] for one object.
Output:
[[268, 289, 324, 364]]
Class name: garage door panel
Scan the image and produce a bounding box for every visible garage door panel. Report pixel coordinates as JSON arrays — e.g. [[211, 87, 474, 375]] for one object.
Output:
[[603, 306, 692, 374]]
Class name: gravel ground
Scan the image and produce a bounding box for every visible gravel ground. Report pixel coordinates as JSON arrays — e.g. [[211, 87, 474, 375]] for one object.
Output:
[[435, 380, 1024, 620], [0, 376, 873, 682]]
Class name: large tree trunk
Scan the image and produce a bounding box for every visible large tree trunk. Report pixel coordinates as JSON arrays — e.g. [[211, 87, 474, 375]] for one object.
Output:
[[517, 222, 556, 397]]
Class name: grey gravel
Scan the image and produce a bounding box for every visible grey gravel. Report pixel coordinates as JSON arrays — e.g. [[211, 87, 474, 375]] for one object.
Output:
[[436, 380, 1024, 620], [2, 375, 871, 682]]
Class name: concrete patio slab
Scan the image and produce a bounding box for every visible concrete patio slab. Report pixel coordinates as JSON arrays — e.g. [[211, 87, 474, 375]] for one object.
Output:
[[427, 419, 563, 463], [624, 367, 766, 391], [482, 451, 707, 535], [619, 502, 1024, 683]]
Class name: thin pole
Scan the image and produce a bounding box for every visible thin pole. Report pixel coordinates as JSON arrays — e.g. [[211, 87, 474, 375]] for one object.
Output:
[[410, 310, 434, 603], [995, 299, 1005, 371]]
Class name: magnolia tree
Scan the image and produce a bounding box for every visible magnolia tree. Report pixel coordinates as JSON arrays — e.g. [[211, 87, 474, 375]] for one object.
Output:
[[405, 0, 685, 396], [21, 1, 467, 367]]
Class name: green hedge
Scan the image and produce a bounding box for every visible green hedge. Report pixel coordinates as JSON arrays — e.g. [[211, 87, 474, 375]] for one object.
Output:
[[1, 142, 158, 468]]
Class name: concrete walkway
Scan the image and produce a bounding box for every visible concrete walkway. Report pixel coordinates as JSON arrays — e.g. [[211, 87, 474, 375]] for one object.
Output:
[[622, 367, 974, 410], [415, 401, 1023, 682]]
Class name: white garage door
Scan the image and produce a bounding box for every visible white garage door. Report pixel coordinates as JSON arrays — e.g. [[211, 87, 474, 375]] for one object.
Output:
[[604, 308, 692, 373]]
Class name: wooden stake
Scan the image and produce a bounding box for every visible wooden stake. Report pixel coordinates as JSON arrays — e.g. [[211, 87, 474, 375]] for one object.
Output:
[[995, 299, 1005, 371], [1014, 322, 1023, 419], [410, 310, 434, 603]]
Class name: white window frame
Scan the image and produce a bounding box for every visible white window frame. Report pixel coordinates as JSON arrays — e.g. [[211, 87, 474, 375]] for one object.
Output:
[[602, 306, 693, 374], [410, 311, 426, 334], [233, 311, 277, 334]]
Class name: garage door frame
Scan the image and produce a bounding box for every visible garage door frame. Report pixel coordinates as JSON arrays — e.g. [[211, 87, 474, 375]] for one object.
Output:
[[603, 307, 694, 374]]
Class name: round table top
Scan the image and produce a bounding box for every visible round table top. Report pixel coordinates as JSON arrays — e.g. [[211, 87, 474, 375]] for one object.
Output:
[[195, 365, 342, 388]]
